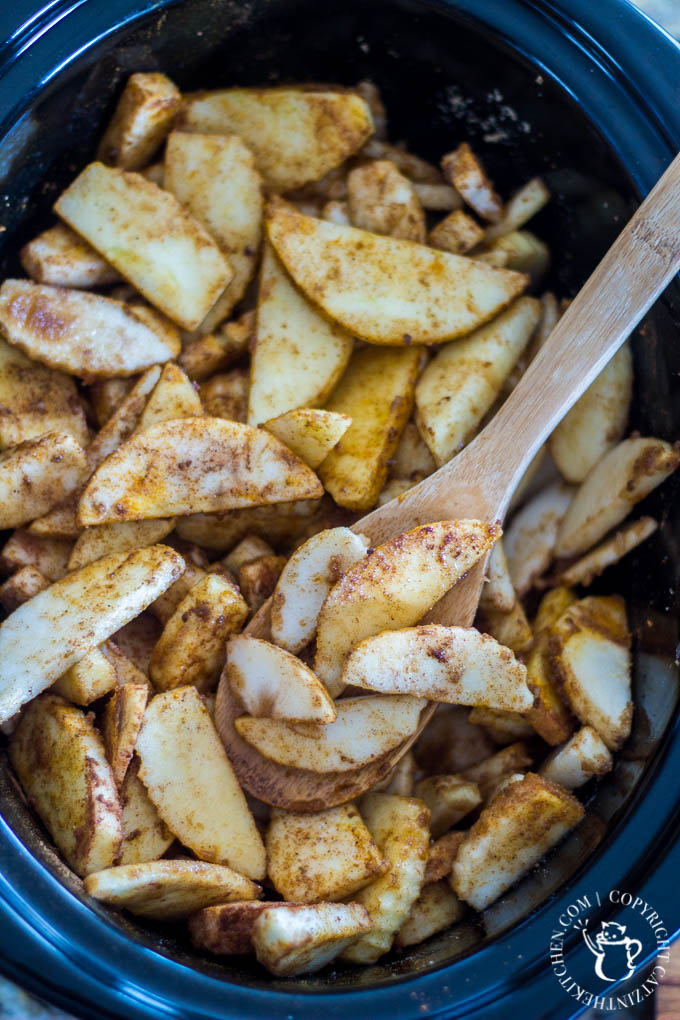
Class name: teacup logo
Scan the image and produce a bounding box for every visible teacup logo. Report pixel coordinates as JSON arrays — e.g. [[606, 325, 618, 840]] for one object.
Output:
[[579, 920, 642, 982]]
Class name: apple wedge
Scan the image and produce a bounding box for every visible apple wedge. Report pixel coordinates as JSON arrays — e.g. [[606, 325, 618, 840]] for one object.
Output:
[[0, 431, 87, 529], [347, 160, 426, 242], [395, 880, 465, 948], [235, 695, 426, 773], [549, 344, 633, 483], [177, 88, 373, 192], [461, 742, 532, 800], [478, 540, 516, 613], [484, 177, 551, 241], [266, 198, 527, 345], [248, 242, 353, 425], [78, 418, 323, 525], [52, 643, 119, 705], [263, 408, 351, 469], [318, 345, 422, 511], [341, 625, 532, 712], [314, 520, 499, 694], [227, 635, 336, 723], [451, 773, 584, 911], [20, 223, 120, 289], [68, 518, 176, 571], [97, 71, 181, 170], [540, 725, 613, 790], [164, 132, 263, 322], [102, 683, 149, 787], [9, 694, 122, 876], [89, 378, 135, 428], [118, 758, 174, 865], [1, 530, 73, 581], [424, 831, 466, 884], [266, 803, 386, 902], [189, 901, 292, 956], [0, 337, 88, 449], [55, 163, 233, 330], [550, 595, 632, 750], [0, 280, 180, 378], [414, 297, 541, 466], [135, 363, 203, 433], [414, 775, 482, 837], [0, 544, 184, 723], [0, 565, 49, 612], [270, 527, 369, 654], [136, 685, 266, 879], [555, 437, 680, 558], [556, 516, 657, 588], [149, 574, 248, 692], [524, 587, 576, 746], [84, 859, 260, 920], [341, 793, 430, 964], [504, 482, 575, 596], [441, 143, 502, 222], [252, 902, 372, 977]]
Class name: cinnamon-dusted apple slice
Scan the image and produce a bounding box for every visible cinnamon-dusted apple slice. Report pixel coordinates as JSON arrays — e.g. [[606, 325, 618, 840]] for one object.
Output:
[[84, 859, 260, 920], [227, 635, 336, 723], [555, 516, 658, 588], [134, 363, 203, 433], [263, 408, 351, 469], [55, 163, 233, 330], [178, 88, 373, 192], [314, 520, 499, 695], [504, 481, 575, 596], [97, 71, 181, 170], [136, 686, 266, 879], [540, 725, 613, 790], [0, 336, 88, 448], [451, 773, 584, 910], [248, 242, 353, 426], [189, 901, 291, 956], [9, 694, 122, 876], [266, 198, 527, 345], [235, 695, 425, 773], [555, 437, 680, 558], [164, 132, 263, 325], [270, 527, 370, 654], [118, 758, 174, 865], [0, 431, 88, 529], [0, 280, 180, 378], [102, 683, 149, 788], [20, 223, 120, 289], [395, 880, 465, 948], [68, 518, 176, 571], [0, 544, 183, 723], [340, 625, 532, 713], [252, 902, 372, 977], [78, 418, 323, 525]]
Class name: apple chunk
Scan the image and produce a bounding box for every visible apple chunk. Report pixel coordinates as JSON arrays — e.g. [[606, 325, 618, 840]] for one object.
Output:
[[178, 88, 373, 192], [0, 431, 87, 529], [263, 408, 351, 469], [266, 198, 527, 345], [78, 417, 323, 525], [0, 544, 183, 723], [0, 280, 180, 378], [314, 519, 499, 695], [248, 242, 353, 425], [235, 695, 426, 773], [84, 859, 260, 920], [136, 685, 266, 879], [227, 635, 336, 723], [270, 526, 370, 654], [9, 694, 121, 876], [55, 162, 233, 330], [341, 625, 532, 712], [252, 902, 372, 977]]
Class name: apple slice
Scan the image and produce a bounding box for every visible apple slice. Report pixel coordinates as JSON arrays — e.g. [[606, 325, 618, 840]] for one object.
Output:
[[341, 624, 532, 712], [248, 242, 353, 426], [136, 685, 266, 879], [134, 363, 203, 433], [270, 527, 370, 654], [0, 431, 87, 529], [102, 683, 149, 788], [78, 417, 323, 525], [84, 859, 260, 920], [0, 544, 183, 723], [504, 482, 575, 596], [555, 437, 680, 558], [314, 519, 499, 695], [97, 72, 181, 170], [252, 902, 372, 977], [266, 198, 527, 345], [235, 695, 426, 773], [55, 163, 232, 330], [178, 88, 373, 192], [263, 408, 351, 469], [0, 280, 180, 378], [227, 635, 335, 723], [68, 518, 175, 571]]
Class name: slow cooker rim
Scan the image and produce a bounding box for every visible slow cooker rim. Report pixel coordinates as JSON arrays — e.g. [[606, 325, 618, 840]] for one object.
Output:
[[0, 1, 678, 1018]]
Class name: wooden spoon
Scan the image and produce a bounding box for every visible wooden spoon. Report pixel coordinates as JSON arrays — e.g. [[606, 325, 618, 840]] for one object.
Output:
[[216, 151, 680, 810]]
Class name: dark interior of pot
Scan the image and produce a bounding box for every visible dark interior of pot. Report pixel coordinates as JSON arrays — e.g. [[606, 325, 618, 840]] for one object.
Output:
[[0, 0, 679, 993]]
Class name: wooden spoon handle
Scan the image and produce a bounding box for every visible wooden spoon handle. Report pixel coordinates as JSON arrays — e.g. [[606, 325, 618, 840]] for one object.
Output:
[[458, 150, 680, 511]]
